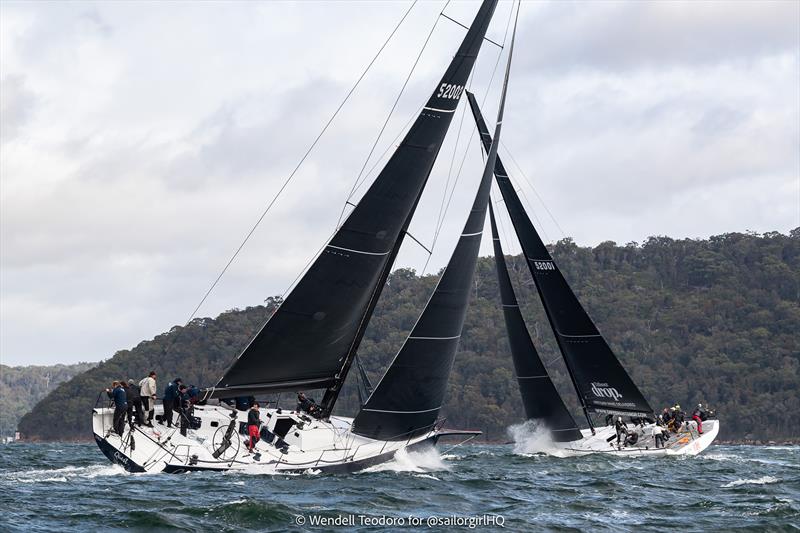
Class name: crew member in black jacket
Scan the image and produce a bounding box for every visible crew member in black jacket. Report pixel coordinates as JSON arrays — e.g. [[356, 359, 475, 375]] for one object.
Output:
[[126, 379, 144, 426]]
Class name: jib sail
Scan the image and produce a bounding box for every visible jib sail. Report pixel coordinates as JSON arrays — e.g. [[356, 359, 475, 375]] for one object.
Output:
[[489, 205, 583, 441], [467, 92, 653, 420]]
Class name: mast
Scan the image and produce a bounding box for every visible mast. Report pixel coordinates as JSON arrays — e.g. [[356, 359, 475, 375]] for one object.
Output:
[[210, 0, 499, 406], [352, 2, 520, 441], [489, 204, 583, 441], [467, 95, 653, 431], [317, 0, 500, 416]]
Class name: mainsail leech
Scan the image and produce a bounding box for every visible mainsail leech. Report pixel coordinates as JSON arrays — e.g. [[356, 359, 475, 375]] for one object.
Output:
[[352, 2, 520, 441], [211, 0, 499, 406], [467, 93, 654, 423], [488, 204, 583, 441]]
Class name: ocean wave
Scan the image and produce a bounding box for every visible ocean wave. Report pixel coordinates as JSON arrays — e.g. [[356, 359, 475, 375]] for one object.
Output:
[[2, 464, 125, 483], [508, 420, 568, 457], [700, 453, 741, 462], [359, 447, 450, 474], [722, 475, 780, 488]]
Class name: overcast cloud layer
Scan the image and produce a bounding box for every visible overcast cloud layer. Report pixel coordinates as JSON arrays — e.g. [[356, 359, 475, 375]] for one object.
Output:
[[1, 1, 798, 365]]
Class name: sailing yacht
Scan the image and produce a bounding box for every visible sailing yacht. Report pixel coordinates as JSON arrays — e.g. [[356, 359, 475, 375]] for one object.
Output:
[[468, 94, 719, 457], [92, 0, 519, 473]]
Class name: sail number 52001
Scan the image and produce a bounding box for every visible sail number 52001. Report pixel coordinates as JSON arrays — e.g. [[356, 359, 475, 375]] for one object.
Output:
[[437, 83, 464, 100], [533, 261, 555, 271]]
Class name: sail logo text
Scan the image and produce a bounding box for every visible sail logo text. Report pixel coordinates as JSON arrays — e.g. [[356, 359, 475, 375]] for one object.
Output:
[[533, 261, 555, 271], [591, 382, 622, 401], [437, 83, 465, 100]]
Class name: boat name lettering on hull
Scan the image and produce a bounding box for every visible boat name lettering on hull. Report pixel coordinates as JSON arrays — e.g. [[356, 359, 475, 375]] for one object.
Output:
[[591, 382, 622, 401], [113, 451, 129, 466]]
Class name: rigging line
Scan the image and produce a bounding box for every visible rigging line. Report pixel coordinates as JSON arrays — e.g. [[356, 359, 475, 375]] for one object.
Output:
[[421, 0, 515, 276], [429, 60, 476, 263], [513, 176, 552, 244], [345, 102, 423, 209], [183, 0, 418, 325], [440, 13, 503, 48], [500, 141, 569, 241], [336, 0, 448, 228]]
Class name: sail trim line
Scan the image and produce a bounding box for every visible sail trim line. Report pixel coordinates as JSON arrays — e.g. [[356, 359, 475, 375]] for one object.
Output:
[[423, 106, 456, 113]]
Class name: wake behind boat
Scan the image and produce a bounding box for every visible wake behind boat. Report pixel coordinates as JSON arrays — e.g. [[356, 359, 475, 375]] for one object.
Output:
[[468, 94, 720, 458], [93, 0, 517, 474]]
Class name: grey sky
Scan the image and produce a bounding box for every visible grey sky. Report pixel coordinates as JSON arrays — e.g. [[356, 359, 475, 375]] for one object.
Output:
[[1, 1, 798, 366]]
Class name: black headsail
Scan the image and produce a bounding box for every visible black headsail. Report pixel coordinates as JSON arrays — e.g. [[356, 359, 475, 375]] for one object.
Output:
[[210, 1, 499, 409], [352, 5, 518, 441], [467, 93, 653, 425], [488, 205, 583, 441]]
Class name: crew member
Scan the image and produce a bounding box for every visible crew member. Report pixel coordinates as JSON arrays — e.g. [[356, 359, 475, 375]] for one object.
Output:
[[178, 384, 190, 436], [126, 379, 144, 426], [247, 402, 261, 454], [692, 404, 705, 434], [296, 392, 321, 418], [615, 416, 628, 447], [105, 381, 128, 436], [187, 385, 200, 405], [653, 423, 665, 448], [162, 377, 182, 428], [139, 371, 157, 427]]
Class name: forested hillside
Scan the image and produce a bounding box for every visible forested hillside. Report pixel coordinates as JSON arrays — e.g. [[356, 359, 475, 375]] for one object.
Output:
[[18, 229, 799, 442], [1, 362, 96, 436]]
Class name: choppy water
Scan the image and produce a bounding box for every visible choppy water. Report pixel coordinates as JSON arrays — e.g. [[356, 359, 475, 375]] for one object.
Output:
[[0, 441, 797, 531]]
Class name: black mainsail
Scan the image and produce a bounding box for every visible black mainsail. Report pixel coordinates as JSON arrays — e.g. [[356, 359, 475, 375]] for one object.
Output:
[[488, 205, 583, 441], [467, 93, 653, 424], [211, 1, 498, 408], [351, 5, 518, 441]]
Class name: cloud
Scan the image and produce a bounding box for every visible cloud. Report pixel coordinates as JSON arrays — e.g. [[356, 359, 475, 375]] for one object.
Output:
[[0, 74, 37, 142], [519, 0, 799, 72], [1, 1, 797, 365]]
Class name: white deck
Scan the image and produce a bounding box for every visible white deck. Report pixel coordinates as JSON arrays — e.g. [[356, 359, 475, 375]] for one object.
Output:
[[555, 419, 720, 457], [92, 403, 437, 473]]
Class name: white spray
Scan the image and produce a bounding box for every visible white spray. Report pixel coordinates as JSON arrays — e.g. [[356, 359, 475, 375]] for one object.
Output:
[[508, 420, 566, 457]]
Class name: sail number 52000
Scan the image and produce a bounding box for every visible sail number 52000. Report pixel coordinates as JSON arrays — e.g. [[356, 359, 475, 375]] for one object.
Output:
[[437, 83, 464, 100]]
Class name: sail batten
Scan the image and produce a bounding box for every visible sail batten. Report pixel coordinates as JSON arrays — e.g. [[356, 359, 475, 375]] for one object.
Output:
[[467, 92, 654, 421], [210, 0, 499, 406]]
